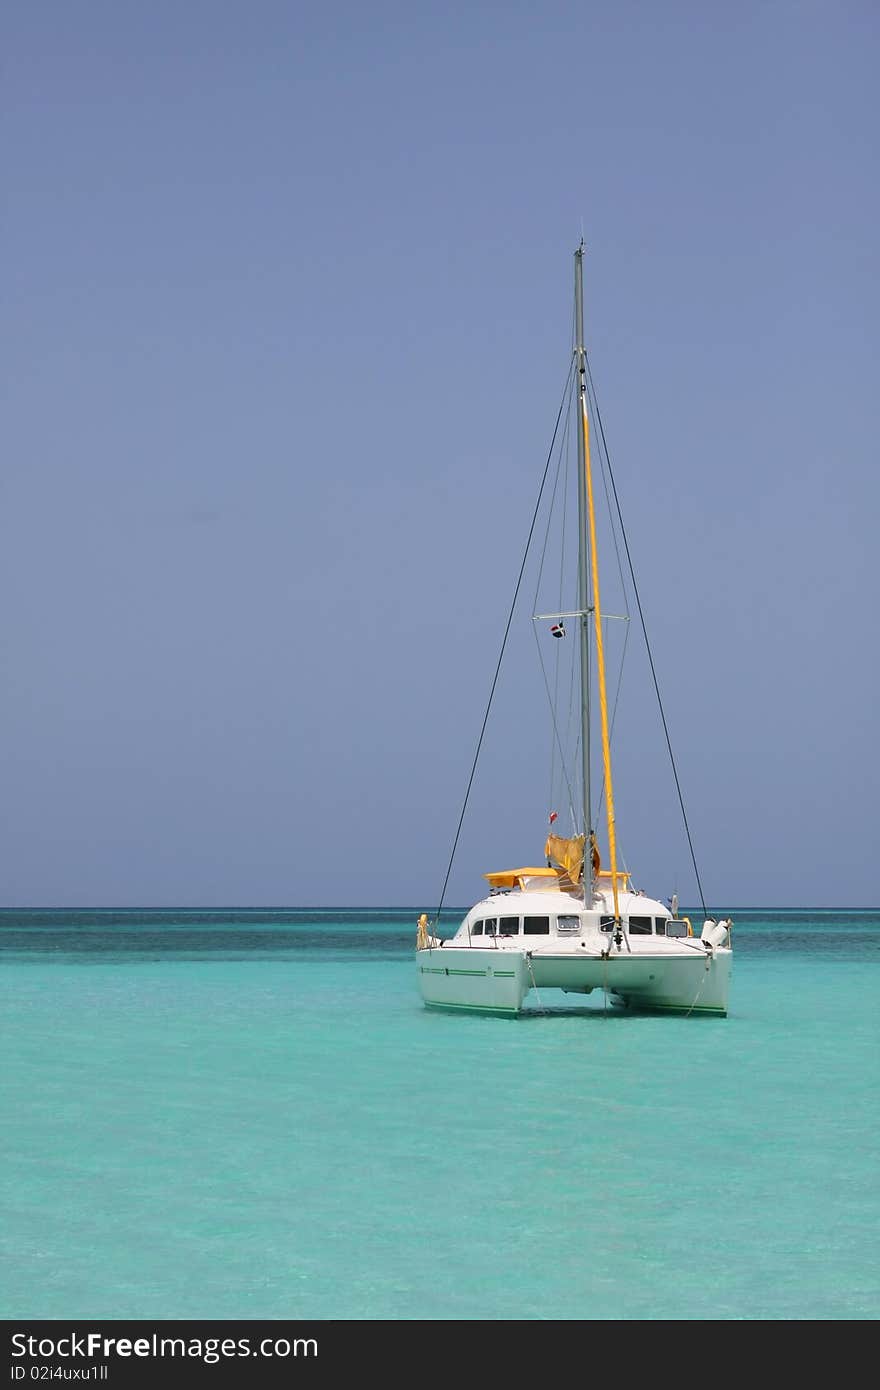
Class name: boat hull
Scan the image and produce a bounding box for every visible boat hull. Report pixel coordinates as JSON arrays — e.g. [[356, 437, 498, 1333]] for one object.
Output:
[[416, 949, 531, 1014], [531, 949, 731, 1014], [417, 945, 731, 1015]]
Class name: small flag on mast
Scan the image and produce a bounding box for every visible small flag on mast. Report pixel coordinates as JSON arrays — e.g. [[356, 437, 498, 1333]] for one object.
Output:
[[548, 811, 558, 824], [550, 621, 565, 638]]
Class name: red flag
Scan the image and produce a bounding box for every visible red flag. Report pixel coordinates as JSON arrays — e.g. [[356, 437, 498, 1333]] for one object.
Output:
[[548, 811, 558, 824]]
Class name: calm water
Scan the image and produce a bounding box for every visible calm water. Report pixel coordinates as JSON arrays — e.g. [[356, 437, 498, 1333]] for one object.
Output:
[[2, 908, 878, 1321]]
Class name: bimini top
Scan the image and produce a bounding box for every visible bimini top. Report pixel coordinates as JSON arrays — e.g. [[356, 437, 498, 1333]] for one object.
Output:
[[484, 865, 634, 893], [483, 867, 559, 891]]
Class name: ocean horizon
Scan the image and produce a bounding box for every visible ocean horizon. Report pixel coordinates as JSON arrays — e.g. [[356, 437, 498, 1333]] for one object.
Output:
[[2, 906, 878, 1321]]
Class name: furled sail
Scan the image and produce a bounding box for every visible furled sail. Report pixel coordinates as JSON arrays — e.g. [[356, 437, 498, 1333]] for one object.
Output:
[[544, 832, 586, 885]]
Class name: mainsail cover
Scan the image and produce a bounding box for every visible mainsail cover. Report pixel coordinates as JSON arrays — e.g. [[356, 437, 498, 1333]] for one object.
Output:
[[544, 833, 586, 885]]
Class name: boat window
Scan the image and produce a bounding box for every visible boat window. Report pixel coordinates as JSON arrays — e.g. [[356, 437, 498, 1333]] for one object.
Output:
[[666, 920, 690, 939], [600, 916, 616, 933], [523, 916, 551, 935], [471, 921, 483, 936], [654, 918, 668, 935], [484, 918, 497, 935], [498, 917, 519, 936], [628, 916, 652, 935], [557, 915, 580, 935]]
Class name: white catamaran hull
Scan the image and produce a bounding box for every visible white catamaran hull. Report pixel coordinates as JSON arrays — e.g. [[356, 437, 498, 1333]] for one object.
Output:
[[417, 950, 532, 1015], [417, 945, 731, 1016]]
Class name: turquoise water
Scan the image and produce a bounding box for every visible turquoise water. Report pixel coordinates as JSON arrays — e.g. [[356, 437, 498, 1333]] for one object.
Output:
[[2, 909, 878, 1321]]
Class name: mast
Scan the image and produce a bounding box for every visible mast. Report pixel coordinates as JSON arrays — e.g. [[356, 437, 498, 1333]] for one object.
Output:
[[575, 244, 622, 923], [574, 245, 592, 899]]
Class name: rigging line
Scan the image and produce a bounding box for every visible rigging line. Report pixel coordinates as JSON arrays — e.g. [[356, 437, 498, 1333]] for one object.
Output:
[[586, 374, 630, 823], [566, 723, 581, 835], [553, 392, 575, 813], [551, 359, 582, 835], [531, 372, 573, 614], [595, 614, 630, 822], [589, 370, 632, 819], [586, 367, 631, 821], [554, 401, 574, 820], [530, 373, 574, 814], [587, 375, 630, 617], [584, 353, 709, 921], [433, 359, 576, 927], [548, 647, 557, 816], [558, 398, 571, 610], [685, 956, 712, 1017], [526, 952, 547, 1015], [567, 653, 579, 831], [532, 620, 579, 825], [550, 397, 575, 817], [589, 366, 631, 822]]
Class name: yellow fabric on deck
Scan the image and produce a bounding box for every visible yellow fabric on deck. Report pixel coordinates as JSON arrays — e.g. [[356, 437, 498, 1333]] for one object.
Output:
[[544, 833, 586, 885], [484, 867, 558, 889]]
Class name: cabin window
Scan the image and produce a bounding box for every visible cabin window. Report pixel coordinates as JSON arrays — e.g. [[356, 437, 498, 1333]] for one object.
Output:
[[628, 916, 652, 935], [523, 916, 551, 935], [600, 916, 616, 933], [557, 915, 580, 935], [654, 918, 668, 935], [484, 918, 497, 935], [472, 921, 483, 936], [666, 920, 690, 939], [498, 917, 519, 936]]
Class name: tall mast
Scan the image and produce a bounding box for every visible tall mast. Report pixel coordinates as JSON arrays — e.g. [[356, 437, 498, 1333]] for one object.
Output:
[[576, 245, 622, 924], [574, 245, 592, 899]]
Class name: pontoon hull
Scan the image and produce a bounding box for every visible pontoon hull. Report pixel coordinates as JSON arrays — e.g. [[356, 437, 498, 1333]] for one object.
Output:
[[531, 949, 730, 1013], [417, 950, 531, 1014], [417, 946, 730, 1015]]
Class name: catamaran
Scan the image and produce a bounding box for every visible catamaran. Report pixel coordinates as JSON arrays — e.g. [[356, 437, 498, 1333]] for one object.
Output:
[[416, 245, 732, 1016]]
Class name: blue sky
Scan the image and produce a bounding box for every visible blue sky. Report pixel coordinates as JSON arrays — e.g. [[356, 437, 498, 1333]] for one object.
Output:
[[2, 1, 877, 908]]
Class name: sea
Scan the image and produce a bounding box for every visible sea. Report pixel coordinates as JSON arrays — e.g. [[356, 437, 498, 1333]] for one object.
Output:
[[1, 908, 878, 1322]]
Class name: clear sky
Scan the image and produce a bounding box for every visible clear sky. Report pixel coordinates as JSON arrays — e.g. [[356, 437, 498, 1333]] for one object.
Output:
[[2, 1, 877, 909]]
